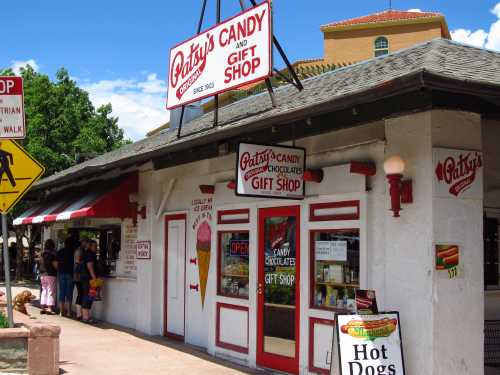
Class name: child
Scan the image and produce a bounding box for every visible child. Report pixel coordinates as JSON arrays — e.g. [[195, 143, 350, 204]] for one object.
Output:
[[89, 278, 104, 301]]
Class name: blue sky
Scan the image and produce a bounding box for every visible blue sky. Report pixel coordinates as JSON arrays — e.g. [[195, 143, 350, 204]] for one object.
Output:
[[3, 0, 500, 140]]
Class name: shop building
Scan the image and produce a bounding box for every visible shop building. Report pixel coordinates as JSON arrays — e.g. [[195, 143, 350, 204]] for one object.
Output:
[[15, 39, 500, 374]]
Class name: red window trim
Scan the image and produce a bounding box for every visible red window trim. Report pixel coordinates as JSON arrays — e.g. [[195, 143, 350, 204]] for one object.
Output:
[[217, 208, 250, 225], [309, 200, 360, 222], [309, 317, 335, 375], [215, 302, 249, 354], [309, 228, 360, 312], [163, 213, 187, 341], [217, 230, 250, 300]]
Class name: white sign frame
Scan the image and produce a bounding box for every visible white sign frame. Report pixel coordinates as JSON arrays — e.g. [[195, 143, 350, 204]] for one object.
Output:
[[166, 1, 272, 109], [433, 148, 483, 199], [136, 240, 152, 260], [0, 76, 26, 139], [335, 312, 406, 375], [236, 142, 306, 200]]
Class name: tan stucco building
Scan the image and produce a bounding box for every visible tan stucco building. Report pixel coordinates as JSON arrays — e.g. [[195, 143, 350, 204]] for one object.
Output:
[[320, 10, 450, 65]]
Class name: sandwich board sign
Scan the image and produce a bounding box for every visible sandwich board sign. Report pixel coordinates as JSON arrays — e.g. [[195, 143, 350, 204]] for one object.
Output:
[[335, 312, 405, 375], [0, 140, 45, 213], [167, 1, 272, 109], [0, 77, 26, 139]]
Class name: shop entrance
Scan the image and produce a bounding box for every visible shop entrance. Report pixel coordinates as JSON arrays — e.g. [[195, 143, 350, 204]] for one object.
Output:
[[164, 214, 187, 340], [257, 206, 300, 374]]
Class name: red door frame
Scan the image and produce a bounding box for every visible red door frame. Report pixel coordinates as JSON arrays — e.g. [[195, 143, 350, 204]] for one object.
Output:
[[257, 205, 300, 374], [163, 213, 187, 341]]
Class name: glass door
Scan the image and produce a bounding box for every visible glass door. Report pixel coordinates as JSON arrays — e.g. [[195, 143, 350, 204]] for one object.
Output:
[[257, 206, 300, 374]]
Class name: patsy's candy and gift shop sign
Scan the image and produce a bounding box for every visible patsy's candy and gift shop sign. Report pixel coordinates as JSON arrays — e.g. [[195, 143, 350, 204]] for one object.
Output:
[[236, 143, 305, 199], [166, 1, 272, 109], [336, 312, 405, 375], [434, 148, 483, 199]]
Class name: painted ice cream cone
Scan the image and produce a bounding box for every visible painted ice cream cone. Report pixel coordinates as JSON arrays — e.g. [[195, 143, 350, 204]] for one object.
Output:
[[196, 221, 211, 307]]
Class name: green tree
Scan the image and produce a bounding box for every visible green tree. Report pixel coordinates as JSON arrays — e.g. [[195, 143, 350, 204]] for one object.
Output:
[[0, 65, 131, 280]]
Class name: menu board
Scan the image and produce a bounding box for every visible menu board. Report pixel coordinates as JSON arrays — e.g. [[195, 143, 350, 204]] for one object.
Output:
[[121, 221, 137, 277]]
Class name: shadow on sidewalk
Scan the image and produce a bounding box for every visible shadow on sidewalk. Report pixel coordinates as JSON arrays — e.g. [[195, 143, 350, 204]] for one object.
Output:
[[85, 321, 264, 374]]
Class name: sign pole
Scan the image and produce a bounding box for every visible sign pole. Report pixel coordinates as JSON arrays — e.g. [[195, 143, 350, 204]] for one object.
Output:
[[2, 213, 14, 327]]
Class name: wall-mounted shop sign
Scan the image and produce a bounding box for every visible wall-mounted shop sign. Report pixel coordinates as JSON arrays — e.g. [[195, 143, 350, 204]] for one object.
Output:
[[236, 142, 305, 199], [0, 76, 26, 138], [166, 1, 272, 109], [136, 240, 152, 260], [335, 312, 405, 375], [434, 148, 483, 199]]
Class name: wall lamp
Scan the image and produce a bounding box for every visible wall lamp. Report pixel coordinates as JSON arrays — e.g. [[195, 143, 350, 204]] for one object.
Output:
[[383, 155, 413, 217]]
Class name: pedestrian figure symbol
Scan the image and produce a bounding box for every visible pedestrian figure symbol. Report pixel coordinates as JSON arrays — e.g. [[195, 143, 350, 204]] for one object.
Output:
[[0, 147, 16, 188]]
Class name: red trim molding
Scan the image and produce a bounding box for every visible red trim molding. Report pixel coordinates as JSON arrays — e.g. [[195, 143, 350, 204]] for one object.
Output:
[[309, 317, 335, 375], [309, 200, 360, 222], [215, 303, 249, 354], [217, 208, 250, 225]]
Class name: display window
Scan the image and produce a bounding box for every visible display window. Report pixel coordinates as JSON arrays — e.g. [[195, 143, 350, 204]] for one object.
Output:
[[218, 231, 250, 299], [310, 229, 360, 312]]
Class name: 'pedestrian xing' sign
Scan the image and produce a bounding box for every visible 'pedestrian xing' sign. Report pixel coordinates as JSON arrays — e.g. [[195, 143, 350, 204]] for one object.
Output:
[[0, 140, 45, 213], [0, 77, 26, 139]]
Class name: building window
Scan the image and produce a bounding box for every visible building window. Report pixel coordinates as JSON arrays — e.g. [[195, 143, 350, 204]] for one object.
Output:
[[485, 216, 500, 289], [374, 36, 389, 57], [310, 229, 360, 311], [218, 231, 250, 299]]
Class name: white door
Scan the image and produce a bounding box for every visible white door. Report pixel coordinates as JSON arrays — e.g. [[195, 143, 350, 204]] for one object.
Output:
[[164, 214, 186, 339]]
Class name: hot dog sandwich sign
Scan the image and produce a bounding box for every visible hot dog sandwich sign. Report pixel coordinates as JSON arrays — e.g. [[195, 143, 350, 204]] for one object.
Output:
[[335, 312, 405, 375]]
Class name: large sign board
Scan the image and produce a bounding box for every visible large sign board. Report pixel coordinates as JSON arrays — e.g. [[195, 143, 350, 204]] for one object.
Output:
[[236, 142, 305, 199], [0, 77, 26, 139], [335, 312, 405, 375], [434, 148, 483, 199], [167, 1, 272, 109], [0, 140, 45, 213]]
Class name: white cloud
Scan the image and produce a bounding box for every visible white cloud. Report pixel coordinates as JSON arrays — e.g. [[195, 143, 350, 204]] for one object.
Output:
[[82, 74, 170, 141], [451, 2, 500, 51], [407, 8, 422, 13], [11, 59, 39, 75]]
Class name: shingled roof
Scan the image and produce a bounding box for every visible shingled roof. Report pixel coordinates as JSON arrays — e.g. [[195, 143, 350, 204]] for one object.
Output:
[[35, 38, 500, 190]]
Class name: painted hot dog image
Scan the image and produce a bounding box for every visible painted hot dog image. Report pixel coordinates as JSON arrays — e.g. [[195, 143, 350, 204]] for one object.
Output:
[[341, 318, 397, 340], [436, 245, 459, 270]]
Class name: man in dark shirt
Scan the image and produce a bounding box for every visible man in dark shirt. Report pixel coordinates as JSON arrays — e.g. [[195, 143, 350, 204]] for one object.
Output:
[[56, 237, 75, 317]]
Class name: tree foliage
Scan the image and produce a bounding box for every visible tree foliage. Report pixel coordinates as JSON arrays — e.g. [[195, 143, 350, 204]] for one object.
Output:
[[0, 65, 130, 176]]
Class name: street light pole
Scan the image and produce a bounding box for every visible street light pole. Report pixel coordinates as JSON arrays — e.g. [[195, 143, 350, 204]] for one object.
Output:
[[2, 213, 14, 327]]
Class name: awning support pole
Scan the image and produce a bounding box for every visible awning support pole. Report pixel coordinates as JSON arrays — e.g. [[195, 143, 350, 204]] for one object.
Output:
[[177, 0, 208, 139], [155, 178, 176, 219], [213, 0, 221, 127], [2, 214, 14, 327]]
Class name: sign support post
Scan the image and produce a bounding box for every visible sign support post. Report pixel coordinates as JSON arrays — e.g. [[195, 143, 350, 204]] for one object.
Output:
[[2, 213, 14, 327]]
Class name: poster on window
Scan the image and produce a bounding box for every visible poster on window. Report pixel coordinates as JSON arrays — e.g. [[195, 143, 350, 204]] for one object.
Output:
[[335, 312, 405, 375], [236, 142, 306, 199]]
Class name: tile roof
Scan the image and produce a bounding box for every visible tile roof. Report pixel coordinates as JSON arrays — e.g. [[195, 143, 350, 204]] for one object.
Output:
[[321, 9, 444, 29], [36, 39, 500, 189]]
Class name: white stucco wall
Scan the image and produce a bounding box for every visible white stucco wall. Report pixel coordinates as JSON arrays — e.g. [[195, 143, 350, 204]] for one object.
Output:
[[126, 110, 486, 374]]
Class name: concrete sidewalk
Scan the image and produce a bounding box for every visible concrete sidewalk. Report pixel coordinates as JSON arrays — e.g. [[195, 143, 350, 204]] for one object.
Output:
[[2, 283, 260, 375]]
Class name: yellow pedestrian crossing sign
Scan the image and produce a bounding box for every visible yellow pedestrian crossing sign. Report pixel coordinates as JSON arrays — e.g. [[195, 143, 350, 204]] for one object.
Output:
[[0, 140, 45, 213]]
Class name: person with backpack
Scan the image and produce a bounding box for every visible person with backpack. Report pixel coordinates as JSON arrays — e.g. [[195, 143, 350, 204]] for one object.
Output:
[[39, 239, 58, 315]]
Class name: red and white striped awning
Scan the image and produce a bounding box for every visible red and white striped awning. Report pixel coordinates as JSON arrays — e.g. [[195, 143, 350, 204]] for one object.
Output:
[[13, 174, 138, 226]]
